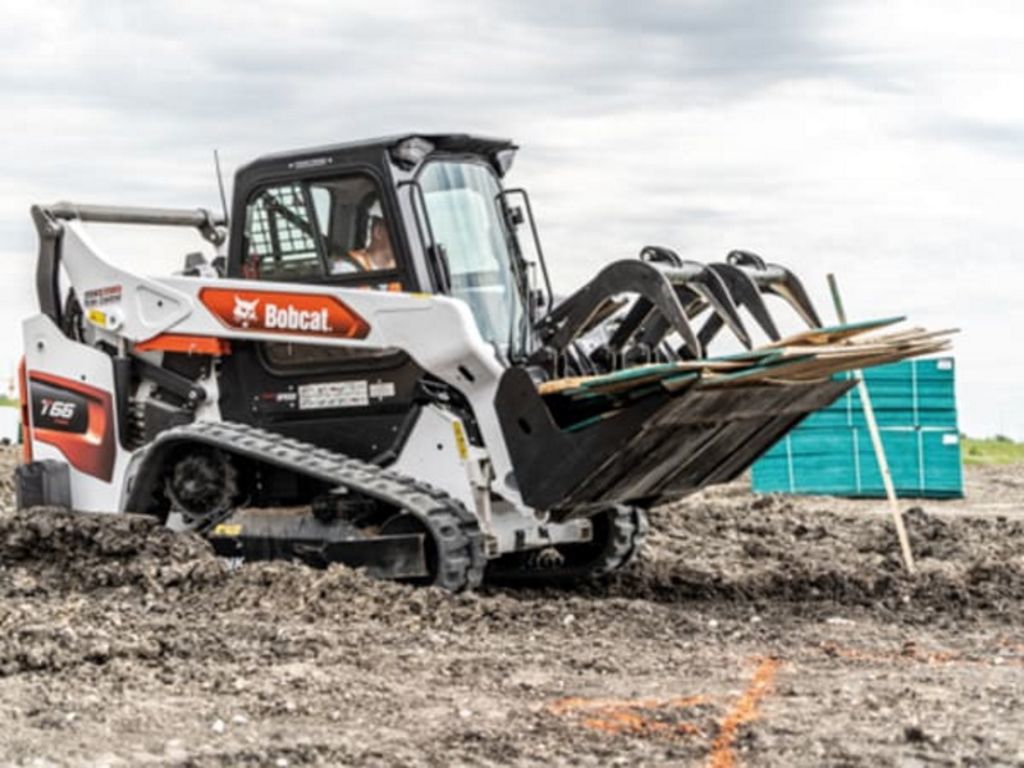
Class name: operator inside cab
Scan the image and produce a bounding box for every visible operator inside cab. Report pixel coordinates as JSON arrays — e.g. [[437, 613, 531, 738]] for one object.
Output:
[[332, 200, 399, 290]]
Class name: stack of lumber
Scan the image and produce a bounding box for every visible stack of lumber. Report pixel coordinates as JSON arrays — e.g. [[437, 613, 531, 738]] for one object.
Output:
[[538, 316, 956, 435], [751, 357, 963, 499]]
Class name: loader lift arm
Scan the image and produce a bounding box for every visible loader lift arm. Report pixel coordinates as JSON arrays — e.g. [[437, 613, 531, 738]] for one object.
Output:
[[30, 202, 226, 329]]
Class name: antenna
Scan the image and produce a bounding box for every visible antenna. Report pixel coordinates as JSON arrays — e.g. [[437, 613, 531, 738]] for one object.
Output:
[[213, 149, 229, 225]]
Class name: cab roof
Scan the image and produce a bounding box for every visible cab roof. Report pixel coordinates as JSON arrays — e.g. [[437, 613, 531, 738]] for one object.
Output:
[[238, 133, 518, 179]]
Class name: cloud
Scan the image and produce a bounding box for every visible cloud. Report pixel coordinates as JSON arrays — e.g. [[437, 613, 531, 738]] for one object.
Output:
[[925, 117, 1024, 157], [1, 0, 1022, 437]]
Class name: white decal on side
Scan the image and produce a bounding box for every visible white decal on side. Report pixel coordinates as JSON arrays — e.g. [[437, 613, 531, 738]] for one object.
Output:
[[369, 380, 397, 401], [41, 399, 77, 420], [231, 295, 334, 333], [264, 304, 333, 332], [298, 381, 369, 410]]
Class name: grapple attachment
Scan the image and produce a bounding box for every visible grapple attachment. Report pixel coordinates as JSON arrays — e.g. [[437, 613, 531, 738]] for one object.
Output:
[[511, 248, 956, 515]]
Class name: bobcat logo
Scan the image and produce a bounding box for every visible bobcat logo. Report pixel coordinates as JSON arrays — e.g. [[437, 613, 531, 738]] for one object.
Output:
[[232, 296, 260, 328]]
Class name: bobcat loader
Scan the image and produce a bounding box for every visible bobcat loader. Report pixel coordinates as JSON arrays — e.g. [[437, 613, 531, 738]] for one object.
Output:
[[16, 134, 949, 590]]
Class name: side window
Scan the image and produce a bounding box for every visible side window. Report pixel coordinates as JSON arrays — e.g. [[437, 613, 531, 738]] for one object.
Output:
[[244, 183, 322, 280], [242, 174, 401, 291], [310, 186, 331, 239]]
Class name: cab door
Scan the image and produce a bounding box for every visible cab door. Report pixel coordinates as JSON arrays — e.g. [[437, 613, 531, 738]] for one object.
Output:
[[217, 172, 425, 462]]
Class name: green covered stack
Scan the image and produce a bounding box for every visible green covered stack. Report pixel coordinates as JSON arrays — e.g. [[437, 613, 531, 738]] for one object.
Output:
[[751, 358, 963, 498]]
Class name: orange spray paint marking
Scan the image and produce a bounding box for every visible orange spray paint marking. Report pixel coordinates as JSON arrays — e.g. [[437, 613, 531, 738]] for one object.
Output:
[[548, 695, 707, 741], [708, 657, 780, 768]]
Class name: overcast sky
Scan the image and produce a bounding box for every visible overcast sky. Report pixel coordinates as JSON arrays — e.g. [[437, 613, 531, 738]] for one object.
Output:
[[1, 0, 1021, 437]]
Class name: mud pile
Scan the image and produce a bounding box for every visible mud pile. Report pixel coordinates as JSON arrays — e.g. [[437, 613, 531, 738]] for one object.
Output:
[[0, 449, 14, 510], [0, 508, 226, 595], [1, 446, 1022, 766], [601, 487, 1024, 621], [1, 446, 1021, 624]]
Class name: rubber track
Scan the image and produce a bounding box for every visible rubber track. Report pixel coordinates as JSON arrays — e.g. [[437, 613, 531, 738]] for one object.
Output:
[[599, 505, 649, 576], [147, 421, 487, 591]]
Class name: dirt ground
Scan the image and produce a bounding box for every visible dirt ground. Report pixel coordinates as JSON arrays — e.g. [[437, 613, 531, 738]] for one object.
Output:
[[0, 448, 1021, 767]]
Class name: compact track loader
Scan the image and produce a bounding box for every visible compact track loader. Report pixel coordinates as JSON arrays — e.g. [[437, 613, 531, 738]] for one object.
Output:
[[16, 134, 952, 590]]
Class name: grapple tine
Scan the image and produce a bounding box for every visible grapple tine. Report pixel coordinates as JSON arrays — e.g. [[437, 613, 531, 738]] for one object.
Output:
[[706, 262, 781, 341], [634, 247, 758, 354], [662, 261, 752, 349], [695, 312, 726, 350], [636, 313, 671, 350], [632, 289, 701, 357], [666, 303, 702, 359], [607, 298, 654, 351], [763, 263, 822, 328], [727, 250, 823, 329]]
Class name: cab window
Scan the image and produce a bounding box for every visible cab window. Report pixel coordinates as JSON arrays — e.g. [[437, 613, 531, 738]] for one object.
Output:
[[241, 175, 401, 289], [244, 182, 321, 280], [419, 160, 526, 347]]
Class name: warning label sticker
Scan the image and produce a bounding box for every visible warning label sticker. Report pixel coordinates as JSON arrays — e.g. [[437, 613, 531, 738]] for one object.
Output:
[[83, 285, 122, 307], [298, 381, 369, 410]]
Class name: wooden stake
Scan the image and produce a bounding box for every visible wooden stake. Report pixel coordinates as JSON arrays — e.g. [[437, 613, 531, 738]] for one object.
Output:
[[827, 274, 916, 575]]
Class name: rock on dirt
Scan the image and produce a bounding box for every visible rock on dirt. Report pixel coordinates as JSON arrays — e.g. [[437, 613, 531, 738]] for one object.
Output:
[[0, 447, 1021, 766]]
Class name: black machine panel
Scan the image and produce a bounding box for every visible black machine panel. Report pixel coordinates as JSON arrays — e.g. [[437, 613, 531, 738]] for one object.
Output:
[[217, 341, 426, 462]]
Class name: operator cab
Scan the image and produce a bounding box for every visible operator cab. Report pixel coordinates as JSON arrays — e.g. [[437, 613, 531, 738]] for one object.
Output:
[[229, 134, 549, 359]]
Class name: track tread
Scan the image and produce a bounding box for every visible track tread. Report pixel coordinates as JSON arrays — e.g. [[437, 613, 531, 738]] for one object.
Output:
[[147, 421, 486, 591]]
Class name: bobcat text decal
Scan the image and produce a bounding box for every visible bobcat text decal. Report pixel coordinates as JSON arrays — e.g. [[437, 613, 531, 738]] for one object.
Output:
[[200, 288, 371, 339]]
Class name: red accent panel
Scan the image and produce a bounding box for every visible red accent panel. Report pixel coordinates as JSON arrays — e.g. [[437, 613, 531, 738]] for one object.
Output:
[[135, 334, 231, 356], [199, 287, 370, 339], [28, 372, 115, 482], [18, 357, 31, 463]]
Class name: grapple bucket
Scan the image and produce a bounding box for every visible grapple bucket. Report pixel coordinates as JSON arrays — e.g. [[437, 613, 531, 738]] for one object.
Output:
[[498, 367, 854, 514], [515, 247, 955, 515]]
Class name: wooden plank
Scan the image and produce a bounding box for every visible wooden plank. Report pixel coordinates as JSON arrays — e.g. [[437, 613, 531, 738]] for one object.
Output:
[[564, 408, 623, 433], [540, 359, 745, 398], [537, 323, 954, 397], [537, 376, 594, 396], [704, 341, 951, 386], [763, 316, 905, 349], [538, 361, 683, 396], [701, 354, 819, 384], [660, 371, 700, 393], [862, 326, 957, 343]]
